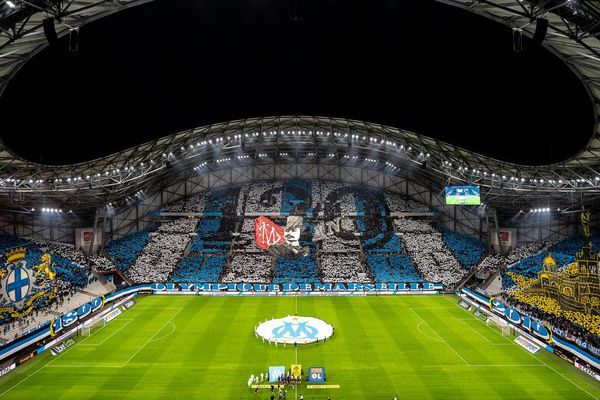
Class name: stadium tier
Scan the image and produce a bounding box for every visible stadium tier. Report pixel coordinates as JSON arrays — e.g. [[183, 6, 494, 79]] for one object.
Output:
[[104, 180, 487, 287], [1, 186, 599, 395]]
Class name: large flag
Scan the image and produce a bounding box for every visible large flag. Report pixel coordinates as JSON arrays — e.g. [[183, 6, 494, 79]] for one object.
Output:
[[254, 216, 285, 250]]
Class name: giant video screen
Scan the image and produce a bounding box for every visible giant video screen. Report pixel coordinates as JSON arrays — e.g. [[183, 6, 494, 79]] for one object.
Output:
[[444, 185, 480, 205]]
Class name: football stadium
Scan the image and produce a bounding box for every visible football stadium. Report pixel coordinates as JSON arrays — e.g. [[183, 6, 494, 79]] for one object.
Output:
[[1, 1, 600, 399]]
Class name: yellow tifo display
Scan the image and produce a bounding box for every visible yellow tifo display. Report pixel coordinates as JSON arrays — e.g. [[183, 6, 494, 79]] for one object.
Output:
[[507, 258, 600, 336], [508, 286, 600, 336]]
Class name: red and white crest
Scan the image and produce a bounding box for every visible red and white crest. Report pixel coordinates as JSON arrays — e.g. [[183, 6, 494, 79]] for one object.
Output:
[[254, 216, 285, 250]]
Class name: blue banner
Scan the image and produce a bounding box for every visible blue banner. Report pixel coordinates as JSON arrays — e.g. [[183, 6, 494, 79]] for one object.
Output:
[[152, 282, 443, 293], [308, 367, 326, 383]]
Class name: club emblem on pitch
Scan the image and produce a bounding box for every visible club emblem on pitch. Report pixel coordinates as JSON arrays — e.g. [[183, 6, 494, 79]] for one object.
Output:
[[255, 316, 333, 344]]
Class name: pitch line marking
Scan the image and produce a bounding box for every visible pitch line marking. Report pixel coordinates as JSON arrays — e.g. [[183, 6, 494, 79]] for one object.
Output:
[[79, 319, 134, 346], [468, 364, 544, 367], [121, 308, 183, 367], [458, 319, 511, 346], [416, 321, 443, 343], [46, 364, 122, 368], [465, 305, 600, 399], [410, 308, 470, 366], [148, 321, 176, 343], [0, 318, 103, 398]]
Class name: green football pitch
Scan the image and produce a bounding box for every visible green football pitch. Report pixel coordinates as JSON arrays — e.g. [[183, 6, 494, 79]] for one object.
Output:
[[1, 295, 599, 400]]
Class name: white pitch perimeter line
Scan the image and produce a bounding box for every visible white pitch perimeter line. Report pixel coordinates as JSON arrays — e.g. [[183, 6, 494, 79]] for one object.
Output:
[[0, 320, 102, 398], [458, 319, 511, 346], [79, 319, 134, 346], [466, 307, 599, 399], [120, 308, 183, 367], [409, 308, 470, 366]]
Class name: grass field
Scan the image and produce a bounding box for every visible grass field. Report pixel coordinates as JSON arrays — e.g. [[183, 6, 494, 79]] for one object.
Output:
[[1, 294, 599, 400]]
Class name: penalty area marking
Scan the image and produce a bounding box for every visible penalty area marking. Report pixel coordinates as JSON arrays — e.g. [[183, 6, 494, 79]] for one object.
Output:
[[410, 308, 470, 366], [458, 319, 511, 346], [0, 318, 104, 398], [121, 308, 183, 367], [464, 303, 599, 400], [148, 321, 176, 343], [79, 319, 134, 346], [416, 321, 443, 343]]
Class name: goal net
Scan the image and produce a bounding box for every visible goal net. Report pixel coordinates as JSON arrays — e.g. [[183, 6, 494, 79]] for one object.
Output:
[[79, 318, 105, 337], [486, 316, 514, 336], [502, 324, 515, 337]]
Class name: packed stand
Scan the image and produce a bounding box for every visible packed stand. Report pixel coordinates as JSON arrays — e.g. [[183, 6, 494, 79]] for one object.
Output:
[[281, 180, 312, 215], [477, 240, 548, 274], [502, 251, 575, 290], [106, 230, 150, 271], [318, 218, 360, 253], [437, 227, 487, 269], [125, 230, 191, 283], [273, 256, 320, 283], [395, 218, 466, 287], [311, 181, 357, 215], [34, 241, 88, 267], [233, 219, 264, 253], [320, 254, 367, 282], [366, 254, 423, 283], [160, 191, 208, 213], [503, 293, 600, 345], [384, 192, 431, 213], [241, 182, 282, 214], [157, 218, 198, 234], [222, 254, 272, 282], [171, 254, 227, 282], [88, 252, 117, 272]]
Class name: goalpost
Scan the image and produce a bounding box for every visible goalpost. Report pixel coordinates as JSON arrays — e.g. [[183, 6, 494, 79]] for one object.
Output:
[[501, 324, 515, 337], [486, 315, 514, 336], [79, 318, 106, 337]]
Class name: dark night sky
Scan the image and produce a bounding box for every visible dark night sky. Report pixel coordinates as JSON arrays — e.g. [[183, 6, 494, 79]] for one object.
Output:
[[0, 0, 594, 165]]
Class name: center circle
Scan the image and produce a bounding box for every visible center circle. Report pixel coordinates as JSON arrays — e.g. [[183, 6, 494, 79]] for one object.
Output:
[[256, 315, 334, 344]]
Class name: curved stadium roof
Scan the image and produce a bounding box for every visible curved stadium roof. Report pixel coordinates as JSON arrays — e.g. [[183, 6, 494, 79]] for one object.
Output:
[[1, 0, 600, 216]]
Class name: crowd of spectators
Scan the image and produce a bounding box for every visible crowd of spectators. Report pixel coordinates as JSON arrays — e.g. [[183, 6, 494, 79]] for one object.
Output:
[[0, 235, 107, 339], [320, 254, 367, 282], [384, 193, 431, 213], [88, 252, 117, 271], [502, 251, 575, 289], [437, 227, 487, 270], [502, 293, 600, 345], [223, 254, 272, 282], [242, 182, 282, 214], [318, 218, 360, 253], [273, 256, 320, 283], [106, 230, 150, 271], [160, 192, 208, 213], [125, 230, 191, 283], [311, 181, 357, 215], [395, 218, 466, 287], [171, 254, 227, 282], [477, 240, 548, 274], [366, 254, 423, 283]]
